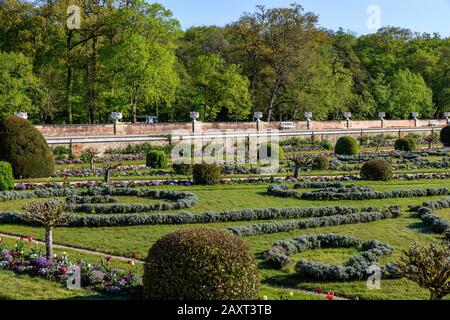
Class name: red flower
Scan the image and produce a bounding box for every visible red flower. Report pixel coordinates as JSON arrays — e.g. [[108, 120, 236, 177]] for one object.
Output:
[[19, 236, 24, 241], [59, 266, 68, 274], [105, 256, 112, 262], [327, 292, 335, 301], [316, 288, 322, 294], [28, 236, 33, 242]]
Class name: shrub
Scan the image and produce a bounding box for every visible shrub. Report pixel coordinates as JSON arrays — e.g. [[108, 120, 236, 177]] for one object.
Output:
[[440, 126, 450, 147], [146, 150, 168, 169], [173, 163, 193, 175], [334, 137, 359, 156], [258, 143, 285, 161], [361, 159, 393, 181], [0, 162, 14, 191], [395, 138, 417, 152], [143, 228, 260, 300], [193, 163, 221, 185], [311, 156, 330, 171], [0, 116, 55, 178]]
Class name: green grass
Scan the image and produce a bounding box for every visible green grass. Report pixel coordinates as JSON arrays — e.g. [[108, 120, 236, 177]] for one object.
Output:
[[1, 179, 450, 300]]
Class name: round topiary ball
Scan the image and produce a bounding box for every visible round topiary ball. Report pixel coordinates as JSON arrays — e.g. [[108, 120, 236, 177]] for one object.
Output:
[[311, 156, 330, 171], [0, 161, 14, 191], [0, 116, 54, 178], [335, 136, 359, 156], [395, 138, 417, 152], [144, 228, 260, 300], [440, 126, 450, 147], [146, 150, 169, 169], [361, 159, 393, 181], [193, 163, 221, 185]]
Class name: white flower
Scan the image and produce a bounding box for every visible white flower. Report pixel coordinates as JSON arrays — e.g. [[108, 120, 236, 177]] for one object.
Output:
[[53, 254, 57, 258], [263, 295, 268, 300]]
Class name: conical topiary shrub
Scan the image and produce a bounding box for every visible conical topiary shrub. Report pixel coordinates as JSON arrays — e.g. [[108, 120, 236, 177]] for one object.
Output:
[[0, 116, 54, 178]]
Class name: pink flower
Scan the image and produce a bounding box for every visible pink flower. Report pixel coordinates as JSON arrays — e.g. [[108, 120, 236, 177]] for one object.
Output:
[[28, 236, 33, 242], [327, 292, 335, 301], [59, 266, 68, 274]]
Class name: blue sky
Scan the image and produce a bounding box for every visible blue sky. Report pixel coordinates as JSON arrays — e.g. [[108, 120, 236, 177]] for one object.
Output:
[[155, 0, 450, 37]]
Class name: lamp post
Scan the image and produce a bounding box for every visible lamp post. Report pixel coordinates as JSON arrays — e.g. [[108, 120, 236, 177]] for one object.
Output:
[[304, 112, 313, 130], [344, 112, 352, 129], [379, 112, 386, 128], [412, 112, 419, 127], [111, 112, 123, 135], [254, 112, 263, 131], [190, 112, 200, 133], [444, 113, 450, 126], [14, 112, 28, 120]]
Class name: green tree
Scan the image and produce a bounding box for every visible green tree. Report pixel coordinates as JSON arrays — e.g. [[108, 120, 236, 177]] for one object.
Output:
[[0, 51, 43, 117], [386, 69, 434, 119], [189, 54, 251, 121]]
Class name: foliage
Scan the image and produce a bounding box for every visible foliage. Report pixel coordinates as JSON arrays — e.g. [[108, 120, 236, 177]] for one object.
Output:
[[440, 126, 450, 147], [0, 162, 14, 191], [395, 138, 417, 152], [193, 163, 221, 185], [361, 159, 393, 181], [172, 163, 193, 175], [258, 143, 285, 161], [311, 156, 330, 170], [143, 228, 260, 300], [396, 244, 450, 300], [0, 115, 54, 178], [335, 137, 359, 156], [424, 133, 440, 149], [80, 148, 99, 170], [146, 150, 169, 169]]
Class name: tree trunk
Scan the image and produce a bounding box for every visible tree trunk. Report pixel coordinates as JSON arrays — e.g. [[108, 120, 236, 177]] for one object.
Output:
[[90, 158, 94, 170], [45, 227, 53, 259], [104, 169, 110, 183], [294, 165, 300, 179]]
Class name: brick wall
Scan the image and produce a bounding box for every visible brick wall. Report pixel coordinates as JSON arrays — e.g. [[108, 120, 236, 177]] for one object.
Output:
[[36, 119, 448, 137]]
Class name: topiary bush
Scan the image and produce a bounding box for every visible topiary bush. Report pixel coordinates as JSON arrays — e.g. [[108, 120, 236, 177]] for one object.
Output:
[[361, 159, 393, 181], [258, 143, 285, 161], [0, 116, 54, 178], [193, 163, 221, 185], [440, 126, 450, 147], [395, 138, 417, 152], [0, 162, 14, 191], [143, 228, 260, 300], [334, 136, 359, 156], [146, 150, 169, 169], [173, 163, 193, 175], [311, 156, 330, 171]]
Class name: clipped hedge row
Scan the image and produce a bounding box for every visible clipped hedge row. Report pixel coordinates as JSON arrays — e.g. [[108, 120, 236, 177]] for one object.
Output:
[[0, 187, 199, 213], [0, 205, 386, 228], [294, 181, 343, 189], [268, 184, 449, 201], [416, 198, 450, 239], [227, 208, 401, 237], [265, 234, 398, 281]]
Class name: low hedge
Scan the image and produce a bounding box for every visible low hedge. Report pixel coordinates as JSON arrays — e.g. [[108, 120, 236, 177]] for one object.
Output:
[[311, 156, 330, 171], [416, 198, 450, 237], [146, 150, 169, 169], [0, 205, 387, 228], [0, 187, 199, 213], [172, 163, 193, 175], [268, 184, 449, 201], [265, 234, 398, 281], [227, 208, 401, 237], [294, 181, 343, 189]]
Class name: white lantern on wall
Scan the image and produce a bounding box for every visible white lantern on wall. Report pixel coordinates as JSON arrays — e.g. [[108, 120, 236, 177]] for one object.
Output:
[[14, 112, 28, 120]]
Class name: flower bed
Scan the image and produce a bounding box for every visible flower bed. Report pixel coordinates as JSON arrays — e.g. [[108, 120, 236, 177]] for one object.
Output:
[[0, 241, 142, 297], [264, 234, 399, 281], [413, 198, 450, 239]]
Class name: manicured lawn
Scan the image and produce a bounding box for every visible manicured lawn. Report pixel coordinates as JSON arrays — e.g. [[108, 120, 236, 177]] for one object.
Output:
[[1, 179, 449, 300]]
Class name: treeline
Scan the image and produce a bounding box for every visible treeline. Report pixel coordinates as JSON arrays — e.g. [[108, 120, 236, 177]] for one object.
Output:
[[0, 1, 449, 124]]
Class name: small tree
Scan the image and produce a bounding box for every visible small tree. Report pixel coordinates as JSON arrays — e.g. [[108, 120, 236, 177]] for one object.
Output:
[[102, 158, 122, 183], [23, 200, 72, 258], [396, 243, 450, 300], [370, 135, 388, 151], [424, 133, 439, 149], [292, 157, 312, 179], [82, 147, 99, 170]]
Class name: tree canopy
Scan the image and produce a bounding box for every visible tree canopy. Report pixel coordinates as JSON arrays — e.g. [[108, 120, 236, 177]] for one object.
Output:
[[0, 1, 448, 123]]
